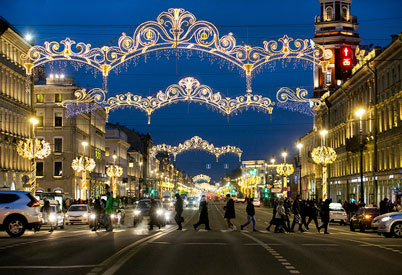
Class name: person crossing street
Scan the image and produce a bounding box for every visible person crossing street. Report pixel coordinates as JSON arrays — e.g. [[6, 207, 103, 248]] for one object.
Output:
[[193, 195, 211, 230], [241, 198, 257, 232], [174, 193, 184, 230]]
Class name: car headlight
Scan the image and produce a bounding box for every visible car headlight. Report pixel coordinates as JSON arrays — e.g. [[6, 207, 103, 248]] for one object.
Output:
[[111, 214, 116, 219], [90, 214, 96, 219], [156, 209, 163, 216], [165, 213, 170, 220], [49, 213, 57, 222], [381, 216, 392, 222], [83, 213, 88, 218], [134, 210, 141, 215]]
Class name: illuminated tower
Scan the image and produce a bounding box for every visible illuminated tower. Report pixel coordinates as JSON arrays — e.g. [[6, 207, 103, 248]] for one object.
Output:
[[312, 0, 362, 97]]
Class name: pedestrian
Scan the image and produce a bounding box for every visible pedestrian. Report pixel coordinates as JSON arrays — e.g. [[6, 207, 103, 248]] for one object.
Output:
[[104, 192, 114, 232], [318, 199, 331, 234], [274, 199, 287, 233], [380, 198, 389, 214], [223, 194, 236, 230], [241, 198, 257, 232], [284, 198, 292, 232], [149, 199, 161, 230], [193, 195, 211, 230], [306, 200, 320, 231], [91, 198, 103, 231], [266, 197, 278, 231], [42, 199, 54, 232], [291, 195, 306, 233], [174, 193, 184, 230]]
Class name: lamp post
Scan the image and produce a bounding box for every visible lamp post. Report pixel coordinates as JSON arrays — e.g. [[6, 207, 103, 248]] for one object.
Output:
[[312, 129, 336, 201], [106, 154, 123, 198], [17, 117, 51, 194], [72, 141, 96, 200], [355, 108, 366, 203], [296, 142, 303, 196], [276, 148, 294, 198]]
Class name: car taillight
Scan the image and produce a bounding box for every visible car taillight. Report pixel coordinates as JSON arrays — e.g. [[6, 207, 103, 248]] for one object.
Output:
[[342, 213, 347, 216], [330, 212, 333, 215], [27, 200, 40, 207]]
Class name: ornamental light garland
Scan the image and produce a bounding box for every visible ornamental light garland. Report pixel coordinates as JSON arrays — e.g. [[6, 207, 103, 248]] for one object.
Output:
[[106, 164, 123, 198], [150, 136, 242, 162], [193, 174, 211, 183], [21, 8, 331, 92], [72, 156, 96, 200], [311, 146, 337, 200]]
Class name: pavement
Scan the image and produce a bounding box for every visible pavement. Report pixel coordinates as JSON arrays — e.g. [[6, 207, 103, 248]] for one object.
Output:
[[1, 201, 402, 275]]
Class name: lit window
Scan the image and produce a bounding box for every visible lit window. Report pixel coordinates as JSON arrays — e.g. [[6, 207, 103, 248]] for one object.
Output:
[[36, 94, 44, 103], [54, 112, 63, 127], [55, 94, 62, 103], [342, 6, 349, 21], [54, 138, 63, 153], [37, 114, 44, 127], [54, 161, 63, 177], [105, 147, 110, 157], [326, 6, 333, 21]]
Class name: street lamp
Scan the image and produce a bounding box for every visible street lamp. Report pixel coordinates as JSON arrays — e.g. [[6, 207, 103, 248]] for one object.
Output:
[[72, 141, 96, 200], [17, 117, 51, 194], [106, 154, 123, 198], [355, 108, 366, 203], [296, 142, 303, 196]]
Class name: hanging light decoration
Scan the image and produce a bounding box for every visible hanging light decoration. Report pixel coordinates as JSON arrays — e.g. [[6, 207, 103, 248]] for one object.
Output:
[[150, 136, 242, 162], [311, 146, 337, 200], [21, 9, 331, 92], [193, 174, 211, 183], [106, 164, 123, 197], [72, 156, 96, 200]]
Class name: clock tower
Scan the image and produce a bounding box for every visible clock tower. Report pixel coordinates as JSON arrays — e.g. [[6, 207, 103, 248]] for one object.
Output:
[[312, 0, 362, 97]]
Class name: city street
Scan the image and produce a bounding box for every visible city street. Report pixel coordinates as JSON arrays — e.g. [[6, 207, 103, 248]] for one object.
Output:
[[1, 202, 402, 275]]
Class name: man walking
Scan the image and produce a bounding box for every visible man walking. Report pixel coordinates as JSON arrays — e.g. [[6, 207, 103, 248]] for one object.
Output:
[[174, 193, 184, 230], [318, 199, 331, 234], [241, 198, 257, 232], [193, 195, 211, 230], [223, 194, 236, 230], [267, 197, 278, 231], [291, 195, 306, 233]]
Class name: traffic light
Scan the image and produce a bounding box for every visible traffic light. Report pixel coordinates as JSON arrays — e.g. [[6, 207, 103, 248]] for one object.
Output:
[[150, 188, 155, 196], [335, 45, 354, 80], [263, 187, 269, 199]]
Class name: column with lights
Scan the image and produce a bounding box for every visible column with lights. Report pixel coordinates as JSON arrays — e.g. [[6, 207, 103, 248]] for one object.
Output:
[[72, 141, 96, 200], [296, 142, 303, 196], [311, 130, 337, 201], [355, 108, 366, 203], [106, 155, 123, 198], [17, 117, 51, 194], [276, 149, 294, 198]]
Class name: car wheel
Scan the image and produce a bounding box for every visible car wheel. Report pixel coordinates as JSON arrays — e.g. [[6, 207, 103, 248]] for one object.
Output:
[[5, 217, 26, 237], [391, 222, 402, 238], [60, 225, 64, 230], [383, 232, 393, 238], [359, 223, 365, 232], [350, 224, 355, 232]]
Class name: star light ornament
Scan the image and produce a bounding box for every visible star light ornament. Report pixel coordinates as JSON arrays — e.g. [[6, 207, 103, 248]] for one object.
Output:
[[21, 8, 331, 92], [106, 165, 123, 198], [17, 139, 51, 194], [150, 136, 242, 162], [311, 146, 337, 200], [72, 156, 96, 200]]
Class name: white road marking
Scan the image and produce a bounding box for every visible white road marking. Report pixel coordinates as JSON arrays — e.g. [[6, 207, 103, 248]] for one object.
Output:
[[183, 242, 228, 245], [301, 244, 338, 246], [0, 265, 97, 269], [149, 241, 171, 245]]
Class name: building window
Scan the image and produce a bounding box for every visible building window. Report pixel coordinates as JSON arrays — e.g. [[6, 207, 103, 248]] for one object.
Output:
[[105, 147, 110, 157], [342, 6, 349, 21], [36, 162, 44, 177], [54, 112, 63, 127], [37, 114, 44, 127], [54, 161, 63, 177], [54, 138, 63, 153], [36, 94, 44, 103], [325, 69, 332, 85], [326, 6, 333, 21], [55, 94, 62, 103], [95, 147, 102, 160]]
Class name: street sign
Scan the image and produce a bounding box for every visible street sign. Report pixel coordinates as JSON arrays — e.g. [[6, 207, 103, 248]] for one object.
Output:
[[271, 188, 282, 193]]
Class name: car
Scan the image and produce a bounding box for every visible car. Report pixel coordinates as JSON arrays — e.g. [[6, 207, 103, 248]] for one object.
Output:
[[372, 211, 402, 238], [329, 203, 348, 225], [133, 199, 170, 227], [186, 197, 199, 208], [252, 199, 261, 207], [65, 204, 90, 225], [39, 200, 65, 230], [350, 207, 381, 232], [0, 191, 42, 237]]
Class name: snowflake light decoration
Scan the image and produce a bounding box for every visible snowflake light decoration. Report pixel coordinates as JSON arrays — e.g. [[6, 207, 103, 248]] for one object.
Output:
[[17, 139, 51, 160], [151, 136, 242, 162]]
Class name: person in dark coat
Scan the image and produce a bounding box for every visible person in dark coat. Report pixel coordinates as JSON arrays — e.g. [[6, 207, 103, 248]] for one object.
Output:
[[266, 198, 278, 231], [291, 195, 306, 232], [174, 193, 184, 230], [380, 198, 389, 214], [318, 199, 331, 234], [223, 194, 236, 230], [193, 195, 211, 230], [92, 198, 103, 232], [306, 200, 320, 231], [42, 200, 54, 232], [241, 198, 256, 232], [284, 198, 292, 232], [149, 199, 160, 230]]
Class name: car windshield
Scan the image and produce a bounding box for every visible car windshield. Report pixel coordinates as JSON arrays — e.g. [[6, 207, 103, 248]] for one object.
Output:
[[68, 205, 88, 212], [188, 197, 195, 201], [138, 201, 151, 209], [365, 208, 380, 214]]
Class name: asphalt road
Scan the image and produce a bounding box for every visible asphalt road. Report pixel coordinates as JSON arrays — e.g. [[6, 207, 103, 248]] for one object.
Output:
[[1, 201, 402, 275]]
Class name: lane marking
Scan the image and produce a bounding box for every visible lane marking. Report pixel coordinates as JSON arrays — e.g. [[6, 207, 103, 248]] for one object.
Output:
[[183, 242, 228, 245], [301, 244, 338, 246], [149, 241, 171, 245], [0, 265, 97, 269]]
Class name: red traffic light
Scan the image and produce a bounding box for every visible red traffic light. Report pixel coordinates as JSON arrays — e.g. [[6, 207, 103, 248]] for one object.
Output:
[[341, 46, 352, 68]]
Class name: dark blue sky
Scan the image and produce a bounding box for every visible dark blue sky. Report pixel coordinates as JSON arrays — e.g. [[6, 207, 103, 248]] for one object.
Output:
[[3, 0, 401, 182]]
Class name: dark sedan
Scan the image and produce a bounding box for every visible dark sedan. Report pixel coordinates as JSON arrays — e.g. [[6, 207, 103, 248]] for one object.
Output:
[[133, 199, 170, 227], [350, 207, 381, 232]]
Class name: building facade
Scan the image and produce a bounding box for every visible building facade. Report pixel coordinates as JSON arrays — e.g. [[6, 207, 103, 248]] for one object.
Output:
[[0, 18, 33, 190], [34, 75, 106, 199]]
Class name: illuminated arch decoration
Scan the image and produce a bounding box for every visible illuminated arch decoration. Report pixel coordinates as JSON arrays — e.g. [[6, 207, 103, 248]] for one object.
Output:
[[276, 87, 325, 115], [59, 77, 274, 124], [150, 136, 242, 162], [193, 174, 211, 183], [196, 182, 216, 192], [22, 8, 331, 92]]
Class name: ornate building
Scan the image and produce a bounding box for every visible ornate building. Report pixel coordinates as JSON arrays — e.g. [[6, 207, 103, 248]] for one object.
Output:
[[34, 75, 106, 199], [0, 18, 32, 190]]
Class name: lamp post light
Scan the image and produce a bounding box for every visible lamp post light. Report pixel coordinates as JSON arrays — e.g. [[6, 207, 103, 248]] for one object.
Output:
[[17, 117, 51, 194], [355, 108, 366, 203], [106, 154, 123, 198], [277, 148, 294, 198], [72, 141, 96, 200], [296, 142, 303, 196]]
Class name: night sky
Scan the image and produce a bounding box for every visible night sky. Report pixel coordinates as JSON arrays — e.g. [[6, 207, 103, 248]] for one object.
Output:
[[3, 0, 401, 182]]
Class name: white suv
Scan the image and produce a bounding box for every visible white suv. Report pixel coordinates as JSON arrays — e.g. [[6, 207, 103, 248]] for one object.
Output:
[[0, 191, 42, 237]]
